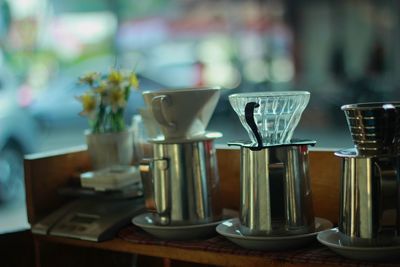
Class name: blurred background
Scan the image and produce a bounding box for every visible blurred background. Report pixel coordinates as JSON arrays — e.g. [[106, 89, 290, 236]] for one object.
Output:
[[1, 0, 399, 232]]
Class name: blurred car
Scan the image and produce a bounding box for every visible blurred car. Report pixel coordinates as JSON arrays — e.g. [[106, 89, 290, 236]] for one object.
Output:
[[29, 57, 164, 144], [0, 66, 39, 203]]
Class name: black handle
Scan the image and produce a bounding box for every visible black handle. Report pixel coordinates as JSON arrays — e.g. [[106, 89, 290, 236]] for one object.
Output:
[[245, 102, 263, 150]]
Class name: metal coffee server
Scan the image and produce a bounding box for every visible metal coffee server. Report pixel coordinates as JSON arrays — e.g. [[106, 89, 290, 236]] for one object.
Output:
[[235, 140, 316, 236], [336, 149, 400, 246], [139, 87, 223, 227], [140, 132, 222, 226], [229, 91, 316, 236], [337, 102, 400, 246]]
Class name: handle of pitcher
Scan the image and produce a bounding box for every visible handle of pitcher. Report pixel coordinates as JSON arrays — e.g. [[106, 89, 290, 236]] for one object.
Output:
[[140, 158, 170, 225], [245, 102, 263, 150], [153, 158, 170, 225], [151, 95, 176, 130], [139, 159, 156, 212], [374, 159, 399, 233]]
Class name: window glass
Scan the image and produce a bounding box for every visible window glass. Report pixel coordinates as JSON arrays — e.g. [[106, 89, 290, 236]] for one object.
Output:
[[3, 0, 398, 151]]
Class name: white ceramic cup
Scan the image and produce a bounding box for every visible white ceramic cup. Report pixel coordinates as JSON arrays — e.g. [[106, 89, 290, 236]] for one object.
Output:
[[142, 87, 220, 140]]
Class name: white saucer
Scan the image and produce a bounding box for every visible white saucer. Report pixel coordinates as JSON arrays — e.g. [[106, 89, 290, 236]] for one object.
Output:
[[132, 213, 227, 241], [317, 228, 400, 261], [216, 217, 333, 251]]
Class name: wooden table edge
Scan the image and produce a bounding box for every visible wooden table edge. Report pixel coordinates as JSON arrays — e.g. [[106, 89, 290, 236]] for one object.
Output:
[[33, 233, 339, 267]]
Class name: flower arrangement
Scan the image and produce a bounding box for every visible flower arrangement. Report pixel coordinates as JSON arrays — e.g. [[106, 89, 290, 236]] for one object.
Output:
[[77, 69, 139, 133]]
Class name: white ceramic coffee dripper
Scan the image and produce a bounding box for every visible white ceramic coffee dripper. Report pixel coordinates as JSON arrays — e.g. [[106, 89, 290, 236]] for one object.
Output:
[[142, 87, 220, 140]]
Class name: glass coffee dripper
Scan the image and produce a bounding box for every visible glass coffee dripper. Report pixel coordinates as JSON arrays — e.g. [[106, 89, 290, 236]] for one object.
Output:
[[229, 91, 310, 147]]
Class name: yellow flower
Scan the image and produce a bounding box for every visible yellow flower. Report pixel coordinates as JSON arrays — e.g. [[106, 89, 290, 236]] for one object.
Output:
[[79, 72, 100, 86], [76, 93, 97, 118], [108, 69, 123, 85], [75, 67, 141, 133], [107, 87, 126, 113], [129, 72, 139, 89], [94, 81, 107, 94]]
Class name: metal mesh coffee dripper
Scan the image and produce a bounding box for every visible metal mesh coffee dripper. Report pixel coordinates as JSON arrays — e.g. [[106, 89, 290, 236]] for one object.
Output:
[[342, 102, 400, 156], [229, 91, 315, 236]]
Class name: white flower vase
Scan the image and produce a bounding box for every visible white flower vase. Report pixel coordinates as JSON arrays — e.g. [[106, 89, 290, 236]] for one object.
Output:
[[85, 130, 133, 170]]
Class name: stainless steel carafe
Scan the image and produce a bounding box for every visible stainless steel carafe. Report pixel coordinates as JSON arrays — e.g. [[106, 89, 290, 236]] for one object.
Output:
[[229, 101, 315, 236], [336, 149, 400, 246], [140, 132, 222, 226], [232, 141, 315, 236]]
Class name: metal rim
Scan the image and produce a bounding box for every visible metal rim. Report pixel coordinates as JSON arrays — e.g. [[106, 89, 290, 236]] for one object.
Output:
[[149, 131, 223, 144], [228, 139, 316, 149], [228, 91, 310, 99], [142, 86, 221, 95], [341, 102, 400, 111]]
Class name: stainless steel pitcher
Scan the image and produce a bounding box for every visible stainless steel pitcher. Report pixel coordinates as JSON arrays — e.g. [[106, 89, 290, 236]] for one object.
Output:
[[336, 149, 400, 246], [236, 142, 315, 236], [140, 132, 222, 226]]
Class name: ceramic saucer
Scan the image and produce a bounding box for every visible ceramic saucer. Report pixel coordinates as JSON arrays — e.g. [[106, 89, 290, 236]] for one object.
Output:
[[216, 217, 333, 251], [132, 213, 228, 241], [317, 228, 400, 261]]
